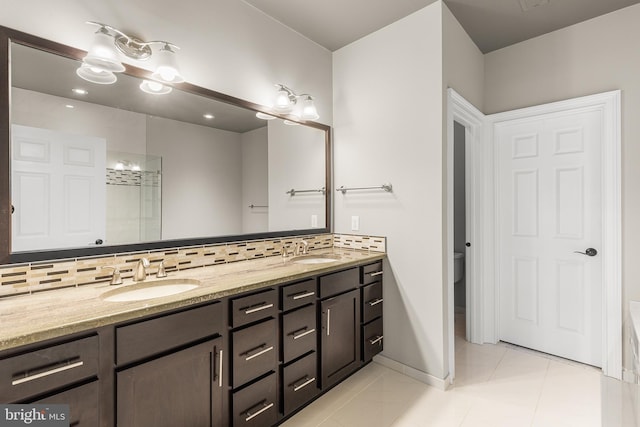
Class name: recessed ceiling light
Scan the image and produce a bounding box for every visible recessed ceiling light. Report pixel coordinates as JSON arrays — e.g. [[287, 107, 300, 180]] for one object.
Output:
[[65, 104, 75, 109], [72, 88, 88, 95], [203, 114, 214, 120]]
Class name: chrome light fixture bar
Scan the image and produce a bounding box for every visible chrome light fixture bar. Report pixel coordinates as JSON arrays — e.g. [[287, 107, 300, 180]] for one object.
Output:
[[256, 83, 320, 121], [76, 21, 183, 93]]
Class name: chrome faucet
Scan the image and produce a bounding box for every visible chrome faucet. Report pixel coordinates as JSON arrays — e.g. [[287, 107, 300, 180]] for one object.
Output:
[[134, 257, 150, 282], [293, 240, 308, 256]]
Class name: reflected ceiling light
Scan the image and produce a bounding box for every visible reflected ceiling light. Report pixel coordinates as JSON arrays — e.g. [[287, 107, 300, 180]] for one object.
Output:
[[203, 114, 215, 120], [257, 84, 319, 122], [139, 80, 172, 95], [77, 21, 183, 88], [65, 104, 75, 109], [283, 120, 299, 126], [72, 88, 88, 95]]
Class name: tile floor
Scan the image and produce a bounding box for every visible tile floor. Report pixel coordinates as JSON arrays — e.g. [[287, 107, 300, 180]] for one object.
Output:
[[282, 314, 639, 426]]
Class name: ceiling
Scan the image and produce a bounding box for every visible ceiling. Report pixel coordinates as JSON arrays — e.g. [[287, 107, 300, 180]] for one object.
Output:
[[243, 0, 640, 53]]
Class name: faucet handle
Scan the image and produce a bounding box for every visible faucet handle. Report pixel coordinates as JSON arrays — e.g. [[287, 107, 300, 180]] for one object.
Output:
[[102, 266, 123, 285], [156, 260, 167, 278], [282, 245, 290, 259]]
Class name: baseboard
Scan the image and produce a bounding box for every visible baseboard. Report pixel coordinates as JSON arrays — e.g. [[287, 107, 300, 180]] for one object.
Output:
[[373, 354, 450, 391]]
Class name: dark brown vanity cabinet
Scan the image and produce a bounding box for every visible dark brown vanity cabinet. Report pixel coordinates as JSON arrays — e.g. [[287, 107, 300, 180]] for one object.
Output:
[[0, 334, 101, 426], [115, 302, 225, 427], [319, 268, 361, 390], [280, 279, 318, 416], [230, 289, 279, 427], [361, 261, 384, 363]]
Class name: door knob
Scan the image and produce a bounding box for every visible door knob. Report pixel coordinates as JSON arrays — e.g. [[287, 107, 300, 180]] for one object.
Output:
[[574, 248, 597, 257]]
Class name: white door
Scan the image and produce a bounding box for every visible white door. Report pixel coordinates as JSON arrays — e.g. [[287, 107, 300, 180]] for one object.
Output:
[[496, 108, 602, 367], [11, 125, 107, 251]]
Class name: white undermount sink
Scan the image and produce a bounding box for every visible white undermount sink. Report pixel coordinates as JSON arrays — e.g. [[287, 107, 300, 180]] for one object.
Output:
[[101, 278, 200, 302], [292, 254, 340, 264]]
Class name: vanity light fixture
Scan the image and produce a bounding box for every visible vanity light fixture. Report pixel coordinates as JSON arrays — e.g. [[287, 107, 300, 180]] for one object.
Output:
[[255, 112, 276, 120], [256, 84, 320, 122], [76, 21, 184, 89]]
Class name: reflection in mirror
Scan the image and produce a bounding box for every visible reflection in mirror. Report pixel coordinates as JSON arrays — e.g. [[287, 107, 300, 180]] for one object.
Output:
[[8, 41, 328, 255]]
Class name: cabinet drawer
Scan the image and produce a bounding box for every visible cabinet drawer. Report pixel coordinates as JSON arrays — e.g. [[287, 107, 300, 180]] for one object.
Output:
[[31, 380, 99, 426], [231, 288, 277, 328], [282, 304, 316, 363], [116, 302, 223, 366], [362, 281, 383, 324], [0, 335, 99, 402], [282, 352, 318, 415], [232, 318, 277, 388], [232, 372, 278, 427], [281, 279, 316, 312], [362, 317, 384, 363], [361, 261, 383, 285], [319, 268, 358, 298]]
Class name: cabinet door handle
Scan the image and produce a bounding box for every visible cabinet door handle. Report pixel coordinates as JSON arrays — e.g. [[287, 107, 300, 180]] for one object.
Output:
[[244, 344, 274, 361], [368, 298, 383, 307], [245, 400, 274, 422], [370, 271, 383, 277], [12, 360, 84, 386], [292, 291, 315, 300], [369, 335, 384, 345], [326, 308, 331, 336], [292, 376, 316, 392], [292, 328, 316, 340], [244, 303, 274, 314], [218, 349, 223, 388]]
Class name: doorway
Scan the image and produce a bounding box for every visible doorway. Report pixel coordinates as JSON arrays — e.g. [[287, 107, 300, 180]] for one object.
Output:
[[446, 88, 622, 381]]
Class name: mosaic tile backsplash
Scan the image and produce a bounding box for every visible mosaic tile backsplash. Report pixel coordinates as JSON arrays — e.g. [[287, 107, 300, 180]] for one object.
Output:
[[0, 233, 385, 298]]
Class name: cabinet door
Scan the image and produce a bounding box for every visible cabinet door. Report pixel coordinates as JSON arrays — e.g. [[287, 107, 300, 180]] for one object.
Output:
[[30, 380, 99, 426], [320, 289, 361, 389], [117, 337, 224, 427]]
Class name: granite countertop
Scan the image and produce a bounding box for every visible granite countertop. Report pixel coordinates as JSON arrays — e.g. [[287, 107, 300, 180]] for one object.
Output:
[[0, 248, 385, 352]]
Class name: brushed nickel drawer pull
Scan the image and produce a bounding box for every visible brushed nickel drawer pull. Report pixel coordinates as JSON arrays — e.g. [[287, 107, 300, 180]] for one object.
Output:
[[326, 309, 331, 336], [218, 349, 223, 388], [370, 271, 383, 277], [292, 291, 315, 300], [292, 328, 316, 340], [368, 298, 384, 307], [292, 376, 316, 392], [12, 361, 84, 386], [244, 303, 274, 314], [245, 401, 274, 422], [369, 335, 384, 345], [245, 345, 274, 361]]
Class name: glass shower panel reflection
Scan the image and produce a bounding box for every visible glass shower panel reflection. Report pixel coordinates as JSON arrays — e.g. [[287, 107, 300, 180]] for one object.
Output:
[[106, 151, 162, 245]]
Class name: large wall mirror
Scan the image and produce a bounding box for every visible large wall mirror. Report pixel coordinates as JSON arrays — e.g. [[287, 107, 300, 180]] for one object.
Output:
[[0, 26, 331, 264]]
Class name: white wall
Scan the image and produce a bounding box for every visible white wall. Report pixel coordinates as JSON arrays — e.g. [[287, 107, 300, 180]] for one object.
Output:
[[146, 117, 243, 239], [268, 120, 326, 231], [0, 0, 333, 125], [241, 126, 269, 233], [334, 3, 446, 379], [484, 3, 640, 372]]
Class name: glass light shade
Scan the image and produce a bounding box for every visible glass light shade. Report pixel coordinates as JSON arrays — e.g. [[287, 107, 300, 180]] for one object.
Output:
[[256, 112, 276, 120], [283, 120, 299, 126], [140, 80, 172, 95], [274, 88, 294, 112], [76, 64, 117, 84], [300, 96, 319, 121], [83, 30, 125, 73], [151, 45, 184, 83]]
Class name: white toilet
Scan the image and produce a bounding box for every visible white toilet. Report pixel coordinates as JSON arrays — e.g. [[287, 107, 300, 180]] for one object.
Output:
[[453, 252, 464, 283]]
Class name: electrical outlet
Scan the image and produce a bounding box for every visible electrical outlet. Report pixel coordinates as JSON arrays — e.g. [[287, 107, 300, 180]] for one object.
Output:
[[351, 215, 360, 231], [311, 214, 318, 228]]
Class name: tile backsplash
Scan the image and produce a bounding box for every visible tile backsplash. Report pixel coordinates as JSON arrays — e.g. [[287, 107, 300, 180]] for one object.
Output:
[[0, 233, 385, 298]]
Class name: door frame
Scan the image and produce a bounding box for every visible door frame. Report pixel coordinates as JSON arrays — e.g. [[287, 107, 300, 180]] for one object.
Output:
[[447, 89, 621, 380], [446, 89, 486, 383]]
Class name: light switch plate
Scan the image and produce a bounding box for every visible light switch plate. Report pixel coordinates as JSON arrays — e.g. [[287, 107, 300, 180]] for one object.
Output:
[[311, 214, 318, 228], [351, 215, 360, 231]]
